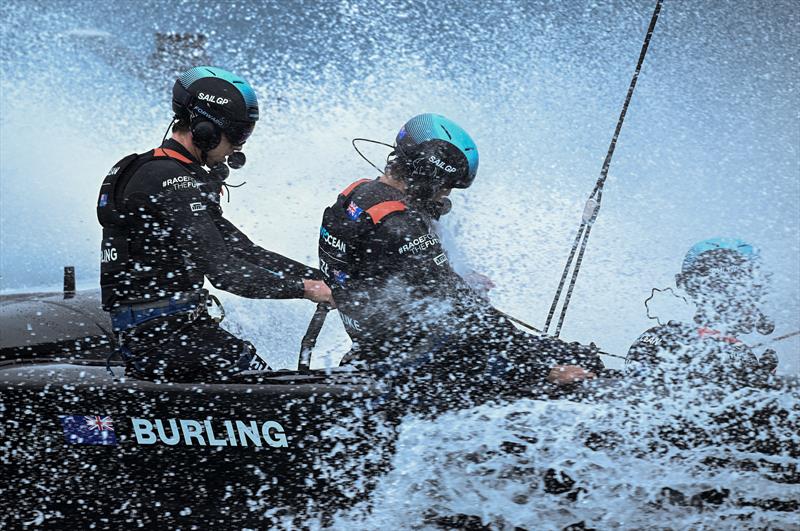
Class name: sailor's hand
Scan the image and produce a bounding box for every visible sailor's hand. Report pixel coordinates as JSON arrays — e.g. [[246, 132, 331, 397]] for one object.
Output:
[[547, 365, 596, 386], [303, 279, 335, 306]]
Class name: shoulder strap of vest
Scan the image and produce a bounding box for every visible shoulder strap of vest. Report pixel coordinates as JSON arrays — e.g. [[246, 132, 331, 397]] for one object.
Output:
[[339, 178, 371, 198], [153, 147, 193, 164], [97, 147, 192, 227], [98, 147, 199, 228], [338, 178, 407, 225], [366, 200, 407, 224]]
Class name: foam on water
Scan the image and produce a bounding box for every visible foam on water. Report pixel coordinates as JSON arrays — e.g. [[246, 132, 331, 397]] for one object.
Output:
[[322, 375, 799, 530]]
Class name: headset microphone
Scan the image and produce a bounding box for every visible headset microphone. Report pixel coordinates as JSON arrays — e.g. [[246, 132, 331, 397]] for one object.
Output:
[[208, 162, 230, 181], [435, 197, 452, 218], [207, 152, 247, 181], [228, 151, 246, 169]]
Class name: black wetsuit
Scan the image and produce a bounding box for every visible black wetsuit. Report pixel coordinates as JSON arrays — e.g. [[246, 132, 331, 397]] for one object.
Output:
[[98, 139, 316, 382], [318, 178, 601, 413], [625, 321, 770, 387]]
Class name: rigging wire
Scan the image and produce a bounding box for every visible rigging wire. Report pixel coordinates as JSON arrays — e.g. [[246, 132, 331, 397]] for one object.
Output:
[[543, 0, 664, 337]]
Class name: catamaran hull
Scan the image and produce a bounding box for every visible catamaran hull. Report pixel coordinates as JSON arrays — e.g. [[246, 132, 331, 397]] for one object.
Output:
[[1, 363, 387, 528]]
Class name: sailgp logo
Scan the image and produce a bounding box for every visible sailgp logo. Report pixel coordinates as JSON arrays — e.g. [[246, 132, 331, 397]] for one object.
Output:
[[198, 92, 230, 105], [428, 156, 457, 173]]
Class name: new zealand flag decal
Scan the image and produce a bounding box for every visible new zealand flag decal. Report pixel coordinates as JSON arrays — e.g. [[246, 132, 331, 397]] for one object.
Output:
[[346, 201, 364, 221], [60, 415, 118, 446], [98, 193, 108, 207]]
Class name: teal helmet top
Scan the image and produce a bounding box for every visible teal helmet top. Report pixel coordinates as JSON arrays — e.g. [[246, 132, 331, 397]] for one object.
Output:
[[394, 113, 479, 191], [681, 237, 759, 275], [172, 66, 259, 149], [677, 237, 772, 336]]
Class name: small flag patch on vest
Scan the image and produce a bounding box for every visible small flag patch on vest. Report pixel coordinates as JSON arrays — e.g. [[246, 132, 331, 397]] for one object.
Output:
[[60, 415, 118, 446], [98, 194, 108, 207], [346, 201, 364, 220]]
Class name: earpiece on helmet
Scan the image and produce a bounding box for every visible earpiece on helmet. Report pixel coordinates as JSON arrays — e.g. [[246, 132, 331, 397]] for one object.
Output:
[[171, 66, 259, 158], [190, 118, 221, 152], [393, 114, 478, 200]]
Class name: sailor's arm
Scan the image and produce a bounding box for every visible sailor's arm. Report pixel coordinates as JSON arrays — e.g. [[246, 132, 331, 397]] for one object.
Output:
[[377, 213, 475, 302], [147, 188, 306, 299], [211, 214, 332, 303], [213, 215, 320, 280], [377, 215, 594, 384]]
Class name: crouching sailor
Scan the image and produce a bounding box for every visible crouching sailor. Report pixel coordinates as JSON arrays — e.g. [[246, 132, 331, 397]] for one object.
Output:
[[318, 113, 601, 415], [97, 66, 332, 383], [625, 237, 777, 388]]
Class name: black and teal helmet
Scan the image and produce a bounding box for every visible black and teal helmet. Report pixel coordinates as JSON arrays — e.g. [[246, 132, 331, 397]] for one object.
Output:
[[680, 237, 759, 276], [675, 237, 763, 297], [393, 113, 479, 197], [172, 66, 259, 151]]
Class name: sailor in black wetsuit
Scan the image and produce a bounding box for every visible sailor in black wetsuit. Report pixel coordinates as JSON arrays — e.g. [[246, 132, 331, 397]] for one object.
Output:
[[97, 66, 332, 382], [626, 238, 777, 387], [318, 114, 600, 413]]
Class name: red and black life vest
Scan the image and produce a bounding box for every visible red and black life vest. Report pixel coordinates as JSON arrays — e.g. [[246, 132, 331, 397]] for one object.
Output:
[[317, 178, 409, 337]]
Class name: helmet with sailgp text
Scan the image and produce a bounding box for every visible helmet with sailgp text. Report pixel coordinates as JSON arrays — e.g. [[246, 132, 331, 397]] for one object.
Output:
[[390, 113, 479, 200], [171, 66, 259, 152], [679, 237, 759, 276]]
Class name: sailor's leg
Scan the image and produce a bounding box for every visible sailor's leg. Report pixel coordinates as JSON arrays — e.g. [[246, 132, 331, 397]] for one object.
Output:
[[168, 316, 271, 381], [122, 313, 269, 382]]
